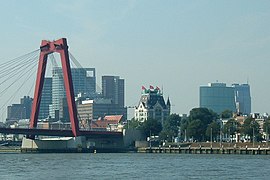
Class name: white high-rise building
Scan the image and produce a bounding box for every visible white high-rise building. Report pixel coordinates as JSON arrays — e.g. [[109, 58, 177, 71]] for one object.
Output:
[[50, 67, 96, 119], [39, 77, 52, 119]]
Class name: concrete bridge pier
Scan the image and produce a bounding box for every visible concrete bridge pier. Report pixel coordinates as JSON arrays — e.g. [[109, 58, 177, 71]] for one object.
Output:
[[21, 134, 125, 153], [21, 136, 86, 153]]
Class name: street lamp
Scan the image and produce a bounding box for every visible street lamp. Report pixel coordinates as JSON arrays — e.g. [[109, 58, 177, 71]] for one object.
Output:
[[251, 120, 256, 148], [220, 123, 222, 147], [149, 130, 152, 148], [253, 127, 255, 148], [266, 126, 269, 148], [210, 127, 213, 147], [184, 129, 187, 142], [228, 128, 231, 146]]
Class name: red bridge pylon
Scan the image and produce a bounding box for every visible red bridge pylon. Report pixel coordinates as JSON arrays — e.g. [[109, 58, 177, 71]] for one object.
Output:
[[29, 38, 80, 137]]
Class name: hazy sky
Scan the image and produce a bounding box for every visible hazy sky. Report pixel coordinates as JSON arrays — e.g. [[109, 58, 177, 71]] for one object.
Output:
[[0, 0, 270, 119]]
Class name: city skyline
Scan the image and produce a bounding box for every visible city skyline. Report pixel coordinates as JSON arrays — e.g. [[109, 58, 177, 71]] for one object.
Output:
[[0, 1, 270, 118]]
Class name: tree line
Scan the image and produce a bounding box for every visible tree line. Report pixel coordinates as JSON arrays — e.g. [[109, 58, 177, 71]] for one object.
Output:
[[125, 107, 270, 143]]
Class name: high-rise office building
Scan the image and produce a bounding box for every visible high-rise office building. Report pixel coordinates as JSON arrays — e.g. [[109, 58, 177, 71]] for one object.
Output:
[[232, 83, 251, 115], [200, 83, 236, 114], [50, 67, 96, 119], [102, 76, 125, 107], [20, 96, 32, 119], [77, 99, 127, 121], [39, 77, 52, 119], [6, 96, 33, 121]]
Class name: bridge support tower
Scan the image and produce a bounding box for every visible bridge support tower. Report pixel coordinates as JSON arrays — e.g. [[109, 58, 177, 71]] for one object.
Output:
[[29, 38, 80, 138]]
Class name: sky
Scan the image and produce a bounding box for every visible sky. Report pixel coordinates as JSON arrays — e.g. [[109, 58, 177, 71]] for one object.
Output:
[[0, 0, 270, 120]]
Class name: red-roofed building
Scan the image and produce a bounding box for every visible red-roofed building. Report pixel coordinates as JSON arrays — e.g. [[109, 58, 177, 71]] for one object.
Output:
[[104, 115, 124, 124], [88, 115, 124, 132], [91, 120, 108, 131]]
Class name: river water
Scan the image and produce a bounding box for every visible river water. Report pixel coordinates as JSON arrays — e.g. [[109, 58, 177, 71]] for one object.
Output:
[[0, 153, 270, 180]]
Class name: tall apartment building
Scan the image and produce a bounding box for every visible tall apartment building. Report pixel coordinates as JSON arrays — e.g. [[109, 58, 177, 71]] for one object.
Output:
[[232, 83, 251, 115], [50, 67, 96, 119], [134, 86, 171, 125], [102, 76, 125, 107], [39, 77, 52, 119], [200, 83, 236, 114]]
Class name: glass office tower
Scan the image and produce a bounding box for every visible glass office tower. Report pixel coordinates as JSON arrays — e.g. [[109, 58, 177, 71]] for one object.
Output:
[[232, 83, 251, 115], [200, 83, 236, 114]]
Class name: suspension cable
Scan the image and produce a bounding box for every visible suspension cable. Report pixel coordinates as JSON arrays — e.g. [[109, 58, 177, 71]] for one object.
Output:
[[0, 60, 38, 97], [0, 49, 39, 68], [0, 51, 38, 78], [0, 54, 39, 87], [0, 60, 38, 115]]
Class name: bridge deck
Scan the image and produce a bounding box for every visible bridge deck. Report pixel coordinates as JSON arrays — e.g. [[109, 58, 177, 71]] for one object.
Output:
[[0, 128, 122, 138]]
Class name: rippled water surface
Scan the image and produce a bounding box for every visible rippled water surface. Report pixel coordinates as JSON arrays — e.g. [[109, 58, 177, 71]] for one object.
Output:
[[1, 153, 270, 180]]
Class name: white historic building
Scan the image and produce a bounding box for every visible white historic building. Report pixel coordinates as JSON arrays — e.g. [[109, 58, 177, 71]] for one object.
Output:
[[134, 86, 171, 125]]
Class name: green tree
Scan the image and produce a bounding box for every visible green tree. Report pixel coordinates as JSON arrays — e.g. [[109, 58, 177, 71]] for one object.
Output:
[[179, 115, 189, 141], [159, 114, 181, 141], [242, 117, 261, 142], [223, 119, 240, 135], [205, 121, 220, 141], [187, 119, 204, 141], [221, 110, 233, 119], [142, 118, 162, 136], [263, 117, 270, 140], [187, 108, 218, 141], [189, 108, 218, 123], [263, 117, 270, 133]]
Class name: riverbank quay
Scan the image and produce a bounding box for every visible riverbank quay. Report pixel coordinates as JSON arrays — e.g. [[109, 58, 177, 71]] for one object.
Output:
[[137, 142, 270, 155], [0, 147, 21, 153]]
